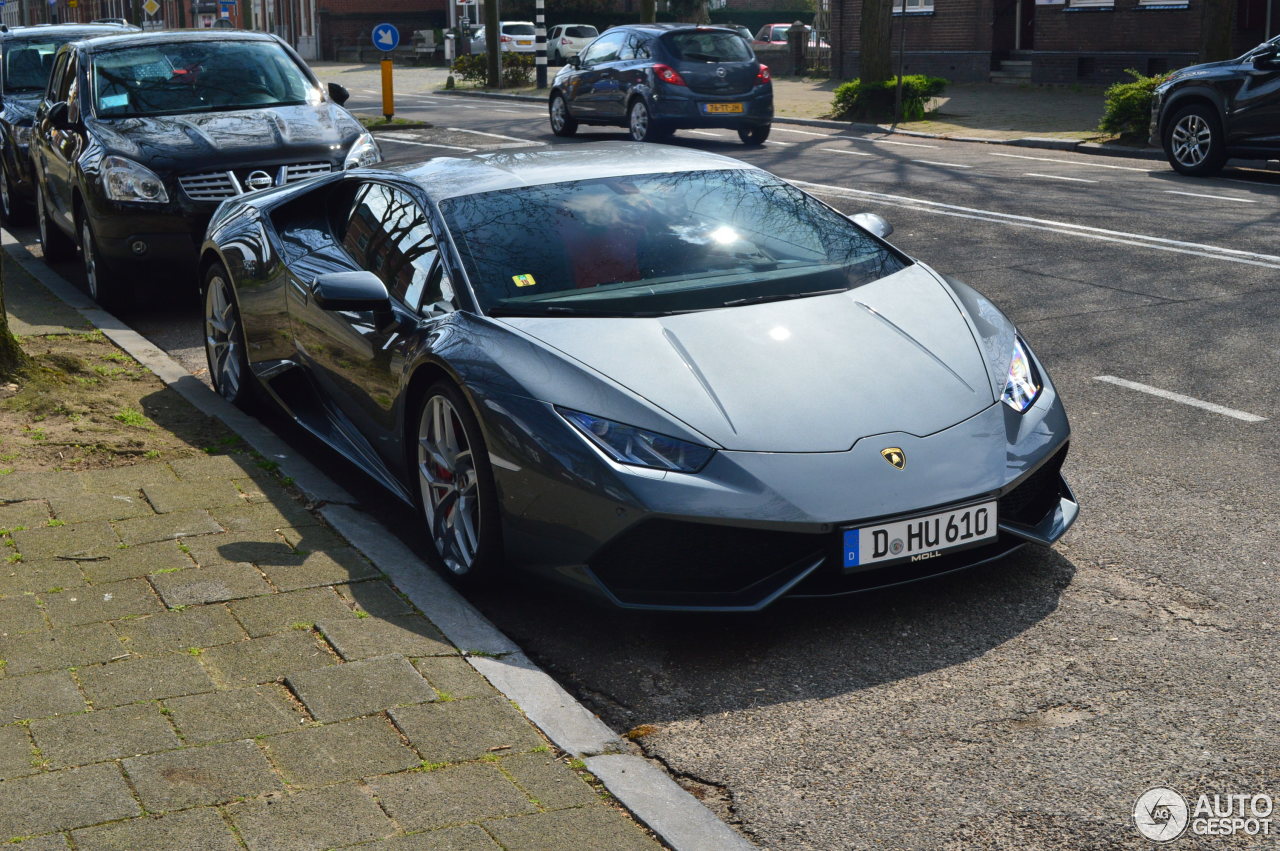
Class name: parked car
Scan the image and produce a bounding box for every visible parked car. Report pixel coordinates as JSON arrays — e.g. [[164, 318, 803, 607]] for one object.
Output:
[[199, 142, 1077, 610], [470, 21, 537, 54], [548, 24, 773, 144], [1150, 35, 1280, 176], [30, 29, 378, 309], [753, 23, 828, 49], [547, 24, 598, 63], [0, 23, 139, 225]]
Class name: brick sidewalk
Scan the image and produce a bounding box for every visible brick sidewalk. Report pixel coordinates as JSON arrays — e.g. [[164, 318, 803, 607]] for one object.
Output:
[[0, 269, 659, 849]]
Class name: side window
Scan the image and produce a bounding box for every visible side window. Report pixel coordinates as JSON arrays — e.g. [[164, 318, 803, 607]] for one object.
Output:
[[65, 57, 80, 124], [46, 51, 69, 102], [620, 34, 651, 61], [581, 31, 624, 66], [341, 183, 453, 316]]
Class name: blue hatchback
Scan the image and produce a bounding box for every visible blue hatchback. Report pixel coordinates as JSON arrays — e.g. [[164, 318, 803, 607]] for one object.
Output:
[[548, 24, 773, 145]]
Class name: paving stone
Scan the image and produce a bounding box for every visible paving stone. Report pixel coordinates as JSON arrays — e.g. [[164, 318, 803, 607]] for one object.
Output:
[[287, 655, 434, 722], [80, 464, 178, 493], [390, 698, 543, 764], [124, 739, 283, 810], [11, 521, 119, 559], [31, 703, 179, 767], [412, 657, 496, 700], [170, 454, 260, 482], [209, 500, 321, 534], [336, 580, 414, 618], [47, 492, 153, 523], [142, 480, 246, 515], [484, 805, 659, 851], [0, 470, 85, 501], [81, 540, 193, 584], [0, 595, 47, 635], [229, 587, 354, 638], [184, 530, 295, 569], [72, 807, 240, 851], [0, 623, 124, 675], [0, 670, 87, 721], [277, 524, 348, 553], [0, 762, 140, 836], [113, 605, 246, 655], [319, 614, 454, 661], [77, 654, 216, 708], [165, 685, 303, 744], [113, 509, 223, 547], [150, 563, 271, 607], [199, 631, 335, 687], [41, 578, 163, 628], [229, 784, 395, 851], [258, 548, 381, 592], [499, 752, 600, 810], [262, 715, 419, 787], [0, 722, 38, 780], [5, 835, 69, 851], [369, 763, 537, 832], [0, 499, 51, 531], [356, 826, 502, 851], [0, 559, 87, 597]]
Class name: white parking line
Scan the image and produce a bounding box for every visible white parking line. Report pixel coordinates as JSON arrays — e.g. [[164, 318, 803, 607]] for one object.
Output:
[[914, 160, 973, 169], [445, 127, 537, 142], [1094, 376, 1266, 422], [1024, 172, 1098, 183], [379, 138, 476, 152], [771, 127, 832, 137], [686, 130, 726, 137], [990, 152, 1150, 172], [815, 147, 874, 157], [764, 140, 794, 146], [841, 136, 938, 149], [1164, 190, 1258, 204]]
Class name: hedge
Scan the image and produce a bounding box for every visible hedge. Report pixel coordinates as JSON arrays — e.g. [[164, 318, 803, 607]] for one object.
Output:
[[830, 75, 948, 121], [1099, 69, 1168, 141]]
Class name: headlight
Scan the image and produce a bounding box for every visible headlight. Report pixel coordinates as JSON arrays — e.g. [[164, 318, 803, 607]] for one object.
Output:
[[12, 124, 33, 146], [343, 132, 381, 169], [558, 408, 714, 473], [1001, 335, 1042, 413], [100, 155, 168, 203]]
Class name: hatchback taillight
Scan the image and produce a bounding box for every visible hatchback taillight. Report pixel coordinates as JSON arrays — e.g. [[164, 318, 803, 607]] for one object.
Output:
[[500, 35, 513, 42], [758, 64, 771, 83], [561, 37, 571, 44], [653, 63, 687, 86]]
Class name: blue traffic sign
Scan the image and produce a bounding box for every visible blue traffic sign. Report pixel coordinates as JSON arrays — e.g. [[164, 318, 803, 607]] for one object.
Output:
[[371, 23, 400, 52]]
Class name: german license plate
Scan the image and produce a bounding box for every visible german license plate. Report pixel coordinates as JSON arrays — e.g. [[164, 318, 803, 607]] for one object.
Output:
[[703, 102, 744, 114], [843, 501, 997, 568]]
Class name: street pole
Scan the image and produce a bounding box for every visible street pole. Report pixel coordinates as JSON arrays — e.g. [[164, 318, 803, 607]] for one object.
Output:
[[483, 0, 499, 88], [535, 0, 546, 89], [893, 3, 907, 125]]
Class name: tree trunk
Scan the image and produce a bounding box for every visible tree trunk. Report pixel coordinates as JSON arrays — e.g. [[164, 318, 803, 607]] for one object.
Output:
[[640, 0, 656, 23], [1198, 0, 1235, 63], [860, 0, 893, 84], [484, 0, 501, 88], [0, 255, 30, 382]]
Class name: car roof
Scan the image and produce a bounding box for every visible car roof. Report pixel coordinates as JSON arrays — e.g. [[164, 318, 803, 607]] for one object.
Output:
[[66, 28, 281, 53], [2, 23, 137, 41], [609, 23, 743, 35], [387, 142, 753, 203]]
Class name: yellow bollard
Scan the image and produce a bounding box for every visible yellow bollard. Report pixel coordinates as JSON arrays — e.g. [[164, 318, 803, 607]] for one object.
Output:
[[381, 59, 394, 121]]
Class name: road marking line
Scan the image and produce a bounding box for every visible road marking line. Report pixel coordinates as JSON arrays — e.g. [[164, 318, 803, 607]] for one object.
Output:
[[1094, 376, 1266, 422], [379, 138, 476, 152], [990, 151, 1149, 172], [1164, 190, 1258, 203], [686, 130, 725, 137], [914, 160, 973, 169], [445, 126, 536, 142], [815, 147, 874, 157], [1024, 172, 1098, 183], [789, 179, 1280, 270], [841, 136, 938, 148], [764, 140, 794, 146], [771, 127, 831, 137]]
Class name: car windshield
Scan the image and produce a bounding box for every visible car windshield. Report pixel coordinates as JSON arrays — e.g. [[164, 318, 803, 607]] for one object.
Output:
[[440, 168, 908, 317], [662, 31, 752, 62], [90, 40, 314, 118], [565, 26, 598, 38], [4, 38, 72, 92]]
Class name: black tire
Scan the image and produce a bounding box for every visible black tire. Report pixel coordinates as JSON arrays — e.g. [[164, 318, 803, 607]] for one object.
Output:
[[80, 214, 126, 310], [549, 92, 578, 137], [738, 124, 771, 146], [628, 98, 667, 143], [203, 262, 257, 410], [36, 187, 74, 262], [1163, 103, 1226, 176], [412, 381, 502, 586], [0, 161, 30, 226]]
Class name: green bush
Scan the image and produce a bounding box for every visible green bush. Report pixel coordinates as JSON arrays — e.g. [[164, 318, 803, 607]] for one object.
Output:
[[1099, 68, 1168, 140], [830, 75, 948, 121], [450, 52, 534, 86], [451, 53, 487, 83]]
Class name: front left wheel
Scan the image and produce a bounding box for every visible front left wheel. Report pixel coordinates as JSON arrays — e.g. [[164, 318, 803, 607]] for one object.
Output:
[[80, 215, 126, 310], [203, 262, 256, 409]]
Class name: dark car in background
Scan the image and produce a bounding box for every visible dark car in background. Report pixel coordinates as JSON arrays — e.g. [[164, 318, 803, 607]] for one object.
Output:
[[548, 24, 772, 144], [1151, 35, 1280, 176], [0, 22, 136, 225], [30, 29, 378, 308]]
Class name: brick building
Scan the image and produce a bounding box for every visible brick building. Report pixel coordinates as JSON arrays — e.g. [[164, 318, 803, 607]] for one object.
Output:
[[830, 0, 1278, 84]]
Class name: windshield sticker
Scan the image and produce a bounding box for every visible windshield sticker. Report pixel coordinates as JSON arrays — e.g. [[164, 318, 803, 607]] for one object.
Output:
[[512, 274, 537, 288], [99, 94, 129, 109]]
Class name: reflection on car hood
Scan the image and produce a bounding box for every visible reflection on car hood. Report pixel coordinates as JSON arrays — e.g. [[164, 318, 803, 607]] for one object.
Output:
[[497, 264, 994, 452], [90, 103, 359, 166]]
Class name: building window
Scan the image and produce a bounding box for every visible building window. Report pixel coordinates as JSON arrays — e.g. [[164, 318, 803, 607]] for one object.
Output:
[[1068, 0, 1114, 7], [893, 0, 934, 12]]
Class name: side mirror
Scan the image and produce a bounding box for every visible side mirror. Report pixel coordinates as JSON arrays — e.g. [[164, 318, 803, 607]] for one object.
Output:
[[47, 101, 71, 130], [327, 83, 350, 106], [849, 212, 893, 239], [310, 271, 390, 312], [568, 55, 582, 68], [1253, 48, 1280, 69]]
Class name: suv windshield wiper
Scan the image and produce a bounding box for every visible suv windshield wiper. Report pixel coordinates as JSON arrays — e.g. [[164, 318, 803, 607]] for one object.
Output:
[[722, 287, 847, 307]]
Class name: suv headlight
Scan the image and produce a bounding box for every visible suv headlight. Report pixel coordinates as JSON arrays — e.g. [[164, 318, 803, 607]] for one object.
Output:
[[558, 408, 714, 473], [343, 132, 381, 169], [100, 155, 168, 203], [1001, 335, 1042, 413]]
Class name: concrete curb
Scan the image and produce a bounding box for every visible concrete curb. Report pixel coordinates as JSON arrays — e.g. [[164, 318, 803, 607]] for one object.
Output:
[[432, 88, 1165, 160], [1, 227, 753, 851]]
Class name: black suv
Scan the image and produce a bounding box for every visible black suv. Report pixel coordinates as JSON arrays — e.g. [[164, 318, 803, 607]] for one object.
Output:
[[1151, 36, 1280, 176], [0, 23, 136, 225], [31, 29, 377, 308], [548, 24, 773, 144]]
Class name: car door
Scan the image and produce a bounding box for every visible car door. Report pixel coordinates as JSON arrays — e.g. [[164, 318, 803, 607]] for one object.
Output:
[[35, 49, 80, 230], [1228, 42, 1280, 148], [567, 30, 627, 118]]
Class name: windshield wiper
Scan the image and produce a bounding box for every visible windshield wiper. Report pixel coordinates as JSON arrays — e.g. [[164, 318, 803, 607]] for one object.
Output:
[[722, 287, 847, 307]]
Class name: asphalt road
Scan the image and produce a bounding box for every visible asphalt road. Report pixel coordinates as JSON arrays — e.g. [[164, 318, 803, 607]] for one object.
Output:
[[16, 93, 1279, 849]]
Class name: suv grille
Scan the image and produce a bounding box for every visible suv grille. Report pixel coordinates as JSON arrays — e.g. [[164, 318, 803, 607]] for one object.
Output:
[[178, 162, 332, 201]]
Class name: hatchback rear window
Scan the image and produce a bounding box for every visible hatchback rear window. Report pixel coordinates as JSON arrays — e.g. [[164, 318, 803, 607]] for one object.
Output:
[[565, 26, 598, 38], [662, 31, 752, 63], [503, 24, 536, 35]]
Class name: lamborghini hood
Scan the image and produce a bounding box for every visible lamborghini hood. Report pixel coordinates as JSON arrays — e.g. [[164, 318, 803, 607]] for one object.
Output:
[[496, 264, 996, 452]]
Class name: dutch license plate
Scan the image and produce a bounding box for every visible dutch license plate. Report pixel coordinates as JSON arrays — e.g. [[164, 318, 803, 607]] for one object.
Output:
[[704, 102, 744, 114], [843, 501, 997, 568], [518, 40, 532, 45]]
